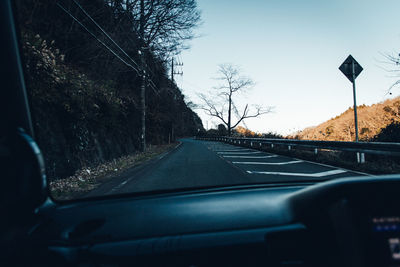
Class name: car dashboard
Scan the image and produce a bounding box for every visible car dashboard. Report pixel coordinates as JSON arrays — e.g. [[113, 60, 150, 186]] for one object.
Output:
[[19, 175, 400, 267]]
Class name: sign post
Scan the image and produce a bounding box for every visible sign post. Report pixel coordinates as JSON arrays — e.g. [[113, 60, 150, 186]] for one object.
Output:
[[339, 55, 363, 142], [339, 55, 364, 162], [351, 60, 359, 142]]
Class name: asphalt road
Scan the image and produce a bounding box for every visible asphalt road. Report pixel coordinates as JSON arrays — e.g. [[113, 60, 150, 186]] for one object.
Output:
[[86, 138, 369, 197]]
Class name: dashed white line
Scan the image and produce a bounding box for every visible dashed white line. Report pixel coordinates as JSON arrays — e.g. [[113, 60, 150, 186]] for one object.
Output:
[[158, 153, 167, 160], [109, 142, 183, 194], [222, 155, 277, 159], [246, 169, 347, 177], [110, 180, 130, 192], [217, 151, 261, 155], [214, 149, 255, 152], [233, 160, 303, 165]]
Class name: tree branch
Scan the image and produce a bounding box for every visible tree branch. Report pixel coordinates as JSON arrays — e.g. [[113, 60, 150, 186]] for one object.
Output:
[[199, 63, 273, 134], [198, 93, 228, 126], [231, 105, 273, 129]]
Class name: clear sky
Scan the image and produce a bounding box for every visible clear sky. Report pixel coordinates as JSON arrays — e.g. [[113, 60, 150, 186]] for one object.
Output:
[[176, 0, 400, 135]]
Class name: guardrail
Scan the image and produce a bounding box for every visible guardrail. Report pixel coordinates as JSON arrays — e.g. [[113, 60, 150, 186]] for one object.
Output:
[[196, 136, 400, 162]]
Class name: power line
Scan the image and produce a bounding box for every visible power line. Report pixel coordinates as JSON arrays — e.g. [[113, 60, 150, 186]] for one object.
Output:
[[56, 2, 140, 74], [115, 23, 162, 94], [71, 0, 140, 70], [148, 82, 160, 96], [59, 1, 163, 98], [114, 19, 165, 85], [149, 79, 157, 89], [104, 2, 164, 97], [115, 1, 176, 62]]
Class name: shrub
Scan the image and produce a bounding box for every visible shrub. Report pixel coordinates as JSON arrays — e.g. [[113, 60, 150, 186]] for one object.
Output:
[[373, 121, 400, 142]]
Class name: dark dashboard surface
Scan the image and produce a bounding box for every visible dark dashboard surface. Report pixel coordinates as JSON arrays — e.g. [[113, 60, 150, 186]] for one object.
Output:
[[27, 175, 400, 266], [35, 185, 302, 242]]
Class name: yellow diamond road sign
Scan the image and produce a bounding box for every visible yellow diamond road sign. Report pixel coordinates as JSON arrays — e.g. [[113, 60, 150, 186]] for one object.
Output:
[[339, 55, 363, 83]]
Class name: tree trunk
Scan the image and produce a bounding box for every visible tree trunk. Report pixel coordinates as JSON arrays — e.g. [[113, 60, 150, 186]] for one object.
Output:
[[139, 0, 146, 151], [228, 94, 232, 136]]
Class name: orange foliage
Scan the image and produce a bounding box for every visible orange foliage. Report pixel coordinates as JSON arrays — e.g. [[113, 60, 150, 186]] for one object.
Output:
[[294, 97, 400, 141]]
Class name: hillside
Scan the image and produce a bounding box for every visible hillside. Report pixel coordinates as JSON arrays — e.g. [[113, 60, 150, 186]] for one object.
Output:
[[294, 97, 400, 141], [17, 0, 203, 180]]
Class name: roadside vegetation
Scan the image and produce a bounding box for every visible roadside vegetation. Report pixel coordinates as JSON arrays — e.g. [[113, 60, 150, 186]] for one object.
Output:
[[16, 0, 203, 185], [50, 143, 178, 200], [202, 125, 284, 139], [293, 97, 400, 142]]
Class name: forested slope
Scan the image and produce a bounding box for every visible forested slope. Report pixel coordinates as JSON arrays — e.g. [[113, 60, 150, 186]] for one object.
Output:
[[16, 0, 203, 179], [294, 97, 400, 142]]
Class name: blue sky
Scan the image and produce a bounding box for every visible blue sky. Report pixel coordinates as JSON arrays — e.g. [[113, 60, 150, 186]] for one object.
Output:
[[176, 0, 400, 135]]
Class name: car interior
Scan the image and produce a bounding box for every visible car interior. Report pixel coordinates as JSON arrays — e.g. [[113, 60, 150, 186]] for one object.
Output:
[[2, 1, 400, 266]]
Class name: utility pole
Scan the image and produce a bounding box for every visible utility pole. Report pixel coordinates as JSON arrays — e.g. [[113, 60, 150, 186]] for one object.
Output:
[[171, 57, 183, 84], [170, 57, 183, 142], [171, 58, 174, 83], [139, 0, 146, 152]]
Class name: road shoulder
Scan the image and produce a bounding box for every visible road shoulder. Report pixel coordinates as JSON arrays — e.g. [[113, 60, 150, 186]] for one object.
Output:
[[50, 142, 181, 200]]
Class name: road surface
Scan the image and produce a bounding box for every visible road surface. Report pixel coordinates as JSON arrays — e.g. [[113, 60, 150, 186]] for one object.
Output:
[[86, 138, 369, 197]]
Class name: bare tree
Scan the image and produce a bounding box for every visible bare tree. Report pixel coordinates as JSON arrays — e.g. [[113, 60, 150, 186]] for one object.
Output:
[[110, 0, 201, 59], [105, 0, 201, 151], [381, 52, 400, 95], [199, 64, 273, 136]]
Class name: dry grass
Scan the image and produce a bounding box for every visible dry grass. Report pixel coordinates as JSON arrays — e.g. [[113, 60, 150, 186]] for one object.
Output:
[[293, 96, 400, 141], [49, 143, 178, 200]]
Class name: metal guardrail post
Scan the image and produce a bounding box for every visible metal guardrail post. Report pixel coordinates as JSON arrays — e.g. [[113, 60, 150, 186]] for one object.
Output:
[[357, 152, 366, 164], [199, 136, 400, 157]]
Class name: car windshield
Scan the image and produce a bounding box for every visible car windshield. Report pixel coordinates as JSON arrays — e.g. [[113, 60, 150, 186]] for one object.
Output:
[[14, 0, 400, 200]]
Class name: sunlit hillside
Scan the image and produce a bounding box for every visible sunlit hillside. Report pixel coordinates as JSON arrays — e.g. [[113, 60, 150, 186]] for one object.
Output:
[[293, 96, 400, 141], [233, 126, 260, 137]]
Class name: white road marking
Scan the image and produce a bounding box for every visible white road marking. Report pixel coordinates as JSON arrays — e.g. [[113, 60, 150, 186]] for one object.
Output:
[[208, 139, 372, 177], [223, 155, 278, 159], [217, 151, 261, 155], [233, 160, 303, 165], [246, 169, 347, 177], [291, 156, 374, 177], [110, 180, 129, 192], [214, 149, 254, 152]]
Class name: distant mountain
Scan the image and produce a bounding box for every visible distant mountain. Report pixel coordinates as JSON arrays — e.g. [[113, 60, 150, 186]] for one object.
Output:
[[293, 97, 400, 141]]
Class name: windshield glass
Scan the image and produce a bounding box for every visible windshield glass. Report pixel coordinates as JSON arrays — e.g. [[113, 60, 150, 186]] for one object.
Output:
[[14, 0, 400, 200]]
